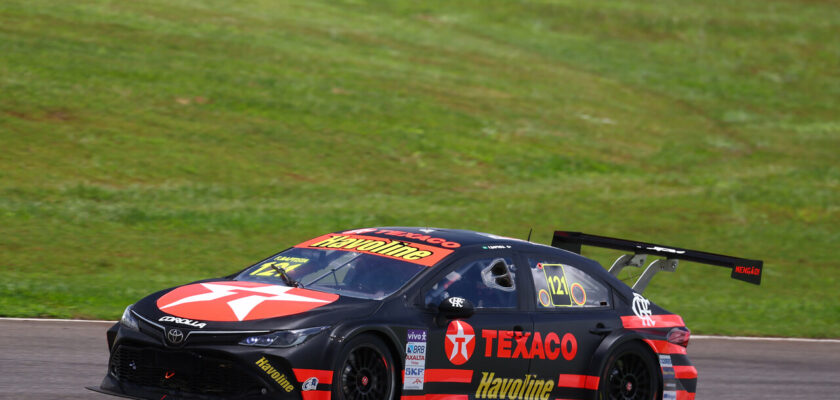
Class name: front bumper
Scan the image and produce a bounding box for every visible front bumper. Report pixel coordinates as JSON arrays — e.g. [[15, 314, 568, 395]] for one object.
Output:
[[95, 321, 333, 400]]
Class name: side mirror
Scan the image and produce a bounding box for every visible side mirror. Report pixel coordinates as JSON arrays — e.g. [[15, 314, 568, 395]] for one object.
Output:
[[437, 296, 474, 322]]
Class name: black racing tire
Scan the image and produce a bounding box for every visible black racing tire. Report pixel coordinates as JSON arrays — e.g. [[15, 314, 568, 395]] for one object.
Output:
[[597, 341, 661, 400], [331, 334, 397, 400]]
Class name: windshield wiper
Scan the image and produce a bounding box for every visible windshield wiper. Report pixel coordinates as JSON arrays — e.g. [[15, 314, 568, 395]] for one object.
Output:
[[270, 264, 301, 288]]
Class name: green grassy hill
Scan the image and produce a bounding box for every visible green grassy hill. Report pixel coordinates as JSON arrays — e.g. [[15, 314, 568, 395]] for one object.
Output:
[[1, 0, 838, 337]]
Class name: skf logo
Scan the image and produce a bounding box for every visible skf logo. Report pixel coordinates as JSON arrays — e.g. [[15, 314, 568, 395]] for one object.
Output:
[[445, 320, 475, 365], [735, 266, 760, 276], [475, 372, 555, 400]]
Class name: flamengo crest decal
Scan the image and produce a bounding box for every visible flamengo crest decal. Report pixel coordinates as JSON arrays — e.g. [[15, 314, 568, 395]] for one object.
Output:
[[631, 293, 655, 327], [445, 320, 475, 365], [156, 281, 339, 322]]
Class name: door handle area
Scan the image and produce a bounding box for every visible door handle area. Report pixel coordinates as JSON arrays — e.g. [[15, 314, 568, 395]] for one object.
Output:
[[590, 323, 613, 335]]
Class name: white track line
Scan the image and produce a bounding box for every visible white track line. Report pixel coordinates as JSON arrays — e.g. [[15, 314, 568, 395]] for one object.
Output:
[[0, 317, 117, 323], [692, 335, 840, 343], [2, 318, 838, 342]]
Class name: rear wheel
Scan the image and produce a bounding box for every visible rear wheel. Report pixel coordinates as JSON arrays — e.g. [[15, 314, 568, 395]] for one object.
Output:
[[598, 341, 660, 400], [332, 334, 396, 400]]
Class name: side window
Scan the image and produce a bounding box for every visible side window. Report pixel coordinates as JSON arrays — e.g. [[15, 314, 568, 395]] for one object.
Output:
[[529, 258, 610, 308], [425, 257, 517, 309]]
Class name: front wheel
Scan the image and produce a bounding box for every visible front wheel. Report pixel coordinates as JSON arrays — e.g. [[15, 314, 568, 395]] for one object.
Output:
[[597, 341, 660, 400], [332, 334, 396, 400]]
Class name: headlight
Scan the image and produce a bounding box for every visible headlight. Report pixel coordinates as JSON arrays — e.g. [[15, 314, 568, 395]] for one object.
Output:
[[120, 304, 139, 330], [239, 326, 328, 348]]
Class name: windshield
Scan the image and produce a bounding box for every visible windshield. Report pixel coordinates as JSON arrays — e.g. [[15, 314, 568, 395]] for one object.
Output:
[[235, 248, 427, 300]]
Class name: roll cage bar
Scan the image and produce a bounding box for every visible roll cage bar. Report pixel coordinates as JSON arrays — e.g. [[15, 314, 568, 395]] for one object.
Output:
[[551, 231, 763, 293]]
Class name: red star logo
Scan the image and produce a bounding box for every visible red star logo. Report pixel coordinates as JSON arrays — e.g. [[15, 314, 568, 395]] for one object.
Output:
[[156, 281, 339, 321], [444, 320, 475, 365]]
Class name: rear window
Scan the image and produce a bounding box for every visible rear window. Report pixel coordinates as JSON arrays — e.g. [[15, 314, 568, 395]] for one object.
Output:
[[529, 259, 611, 308]]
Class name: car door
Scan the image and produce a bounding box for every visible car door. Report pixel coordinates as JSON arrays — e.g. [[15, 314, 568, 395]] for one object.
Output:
[[522, 252, 618, 399], [418, 251, 535, 399]]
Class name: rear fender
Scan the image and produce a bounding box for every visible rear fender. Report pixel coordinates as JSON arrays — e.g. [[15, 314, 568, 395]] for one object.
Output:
[[584, 329, 660, 400]]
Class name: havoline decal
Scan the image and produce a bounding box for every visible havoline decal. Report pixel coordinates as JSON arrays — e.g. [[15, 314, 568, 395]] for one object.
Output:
[[295, 234, 453, 267]]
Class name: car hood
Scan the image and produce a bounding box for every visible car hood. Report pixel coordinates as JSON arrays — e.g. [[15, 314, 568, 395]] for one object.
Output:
[[132, 279, 378, 331]]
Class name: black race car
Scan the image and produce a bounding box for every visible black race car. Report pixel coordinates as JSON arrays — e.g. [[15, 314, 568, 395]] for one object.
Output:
[[90, 227, 762, 400]]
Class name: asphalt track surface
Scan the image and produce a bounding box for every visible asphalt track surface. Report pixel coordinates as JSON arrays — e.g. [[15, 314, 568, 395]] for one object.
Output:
[[1, 319, 838, 399]]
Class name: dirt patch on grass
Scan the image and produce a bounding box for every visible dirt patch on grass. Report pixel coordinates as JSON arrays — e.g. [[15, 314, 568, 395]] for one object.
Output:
[[4, 108, 76, 122]]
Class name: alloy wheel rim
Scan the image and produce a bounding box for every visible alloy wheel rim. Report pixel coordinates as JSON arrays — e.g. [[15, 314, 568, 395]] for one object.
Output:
[[607, 354, 651, 400], [341, 346, 390, 400]]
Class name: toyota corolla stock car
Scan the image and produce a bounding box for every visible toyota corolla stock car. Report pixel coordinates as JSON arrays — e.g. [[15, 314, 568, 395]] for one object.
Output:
[[90, 227, 763, 400]]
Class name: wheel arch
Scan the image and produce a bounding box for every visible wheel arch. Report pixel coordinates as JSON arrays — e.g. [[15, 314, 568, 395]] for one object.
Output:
[[584, 330, 663, 400], [330, 325, 404, 399]]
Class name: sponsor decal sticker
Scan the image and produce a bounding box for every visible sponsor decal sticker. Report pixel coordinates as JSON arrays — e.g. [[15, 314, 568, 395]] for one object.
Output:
[[404, 329, 428, 390], [347, 229, 461, 248], [156, 281, 338, 321], [632, 293, 655, 327], [255, 357, 295, 392], [158, 315, 206, 329], [443, 324, 579, 364], [540, 264, 573, 307], [481, 330, 577, 361], [475, 372, 555, 400], [646, 246, 686, 255], [734, 265, 760, 276], [445, 320, 475, 365], [301, 377, 318, 391], [447, 297, 465, 308], [296, 233, 453, 266], [570, 283, 586, 306], [659, 355, 677, 400], [249, 256, 311, 277]]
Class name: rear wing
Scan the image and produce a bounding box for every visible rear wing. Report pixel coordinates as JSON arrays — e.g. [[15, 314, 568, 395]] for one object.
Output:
[[551, 231, 763, 293]]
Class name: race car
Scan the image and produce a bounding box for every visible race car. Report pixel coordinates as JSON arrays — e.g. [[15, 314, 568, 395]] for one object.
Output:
[[89, 227, 763, 400]]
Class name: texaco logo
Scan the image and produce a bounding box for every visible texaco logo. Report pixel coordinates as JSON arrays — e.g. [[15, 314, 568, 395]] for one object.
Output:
[[166, 328, 185, 345], [444, 320, 475, 365]]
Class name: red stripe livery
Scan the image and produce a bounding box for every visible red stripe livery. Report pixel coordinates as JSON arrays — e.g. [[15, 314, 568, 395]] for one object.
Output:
[[621, 314, 685, 329], [556, 374, 600, 390], [293, 369, 334, 384], [301, 391, 331, 400], [673, 366, 698, 380], [643, 339, 687, 355]]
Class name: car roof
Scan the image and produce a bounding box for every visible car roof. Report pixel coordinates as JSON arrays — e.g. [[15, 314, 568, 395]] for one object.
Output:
[[325, 226, 635, 300], [336, 226, 531, 247], [334, 226, 594, 263]]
